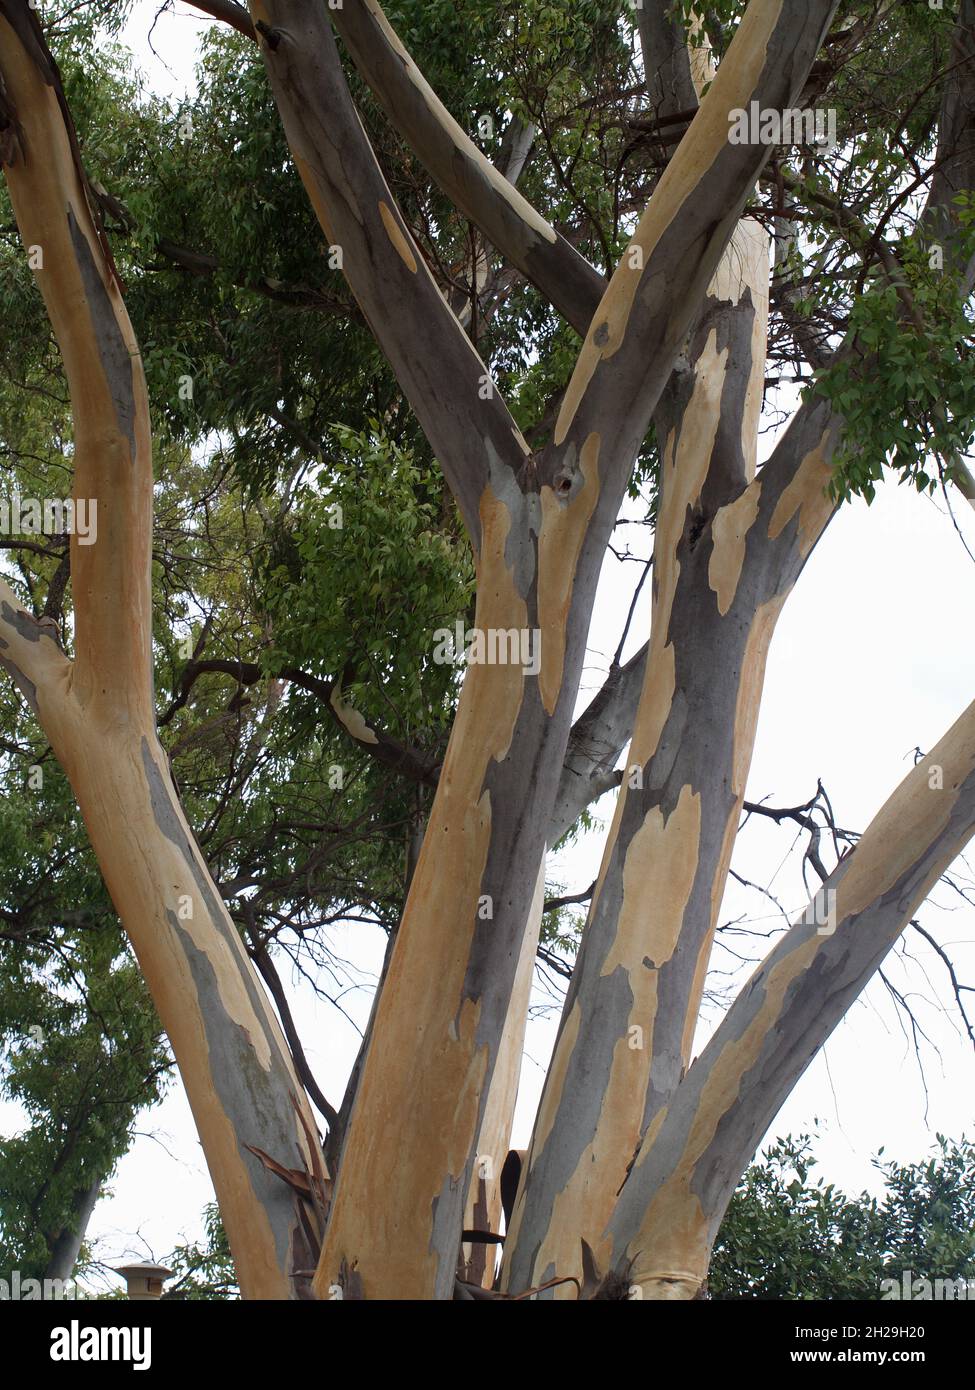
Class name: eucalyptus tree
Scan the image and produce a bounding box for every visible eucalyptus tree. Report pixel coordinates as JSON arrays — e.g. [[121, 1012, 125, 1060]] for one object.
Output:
[[1, 0, 974, 1302]]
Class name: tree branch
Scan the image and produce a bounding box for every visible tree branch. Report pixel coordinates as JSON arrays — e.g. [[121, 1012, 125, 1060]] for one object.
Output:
[[637, 1, 699, 121], [605, 696, 975, 1298], [549, 0, 839, 516], [243, 0, 528, 546], [322, 0, 606, 339], [0, 1, 154, 718]]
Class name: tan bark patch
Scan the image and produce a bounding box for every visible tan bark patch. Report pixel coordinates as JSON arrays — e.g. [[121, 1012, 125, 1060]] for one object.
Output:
[[767, 428, 834, 555], [379, 199, 418, 273], [537, 433, 601, 714], [708, 481, 762, 616], [291, 150, 337, 243]]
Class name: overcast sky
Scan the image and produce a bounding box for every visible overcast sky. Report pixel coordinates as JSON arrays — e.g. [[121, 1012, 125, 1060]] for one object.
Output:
[[3, 2, 974, 1287]]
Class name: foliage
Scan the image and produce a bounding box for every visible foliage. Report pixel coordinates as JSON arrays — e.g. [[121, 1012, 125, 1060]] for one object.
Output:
[[711, 1134, 975, 1299], [815, 197, 975, 504]]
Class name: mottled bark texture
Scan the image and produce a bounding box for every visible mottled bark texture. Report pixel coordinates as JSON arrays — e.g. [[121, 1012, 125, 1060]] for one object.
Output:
[[9, 0, 973, 1305], [244, 0, 840, 1299], [605, 701, 975, 1298], [0, 1, 325, 1298]]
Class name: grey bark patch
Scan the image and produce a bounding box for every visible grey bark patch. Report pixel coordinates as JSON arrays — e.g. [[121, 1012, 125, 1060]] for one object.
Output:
[[430, 1167, 469, 1301], [530, 1260, 559, 1300], [141, 737, 314, 1293], [1, 601, 58, 644], [505, 963, 634, 1291], [0, 655, 38, 714], [166, 909, 307, 1290], [485, 440, 540, 597], [67, 207, 137, 461]]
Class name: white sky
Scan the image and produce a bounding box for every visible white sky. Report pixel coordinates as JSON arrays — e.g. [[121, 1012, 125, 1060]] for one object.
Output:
[[2, 2, 974, 1285]]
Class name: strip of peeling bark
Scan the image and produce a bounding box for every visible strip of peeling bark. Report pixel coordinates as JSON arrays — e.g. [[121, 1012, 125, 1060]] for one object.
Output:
[[603, 696, 975, 1298], [310, 0, 837, 1300], [0, 3, 326, 1298]]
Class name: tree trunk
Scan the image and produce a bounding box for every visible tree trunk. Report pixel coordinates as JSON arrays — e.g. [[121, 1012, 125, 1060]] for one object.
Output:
[[0, 0, 326, 1298]]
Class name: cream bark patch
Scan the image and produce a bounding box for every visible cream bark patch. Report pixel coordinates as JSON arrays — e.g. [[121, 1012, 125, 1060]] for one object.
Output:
[[628, 640, 677, 771], [708, 482, 762, 615], [536, 433, 600, 714], [379, 200, 418, 272], [330, 683, 380, 744], [729, 219, 770, 474], [731, 593, 784, 798], [767, 429, 834, 555], [600, 785, 702, 980]]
